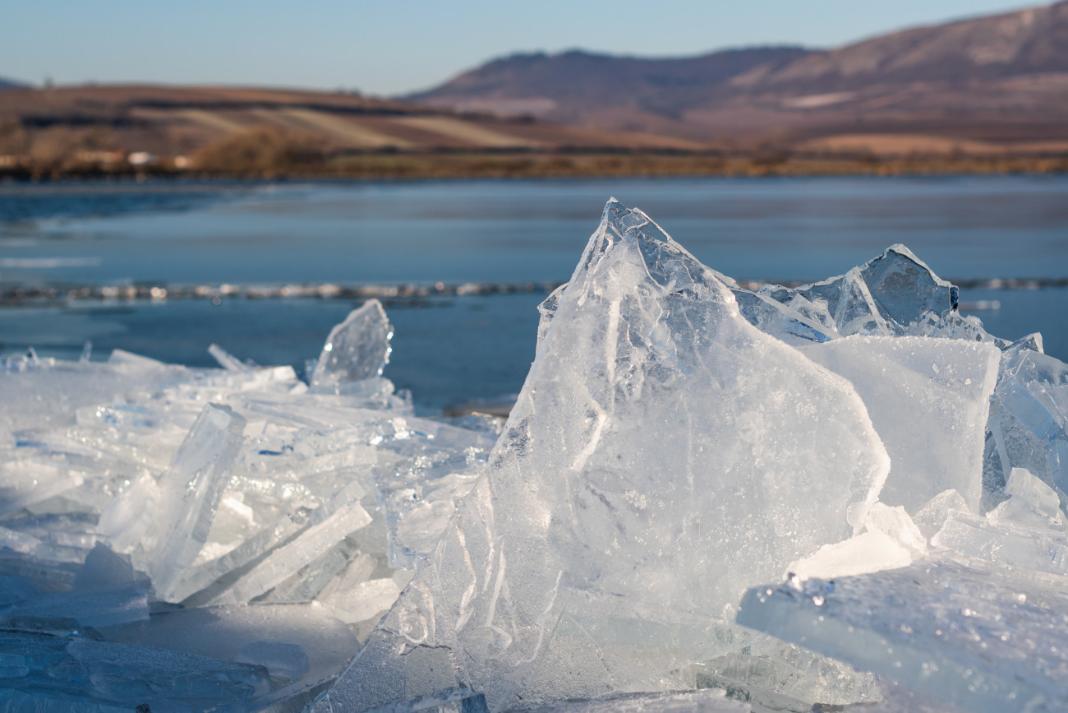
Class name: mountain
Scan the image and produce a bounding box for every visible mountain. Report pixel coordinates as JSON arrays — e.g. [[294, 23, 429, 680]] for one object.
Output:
[[733, 1, 1068, 90], [407, 46, 810, 126], [0, 77, 28, 90], [410, 2, 1068, 150]]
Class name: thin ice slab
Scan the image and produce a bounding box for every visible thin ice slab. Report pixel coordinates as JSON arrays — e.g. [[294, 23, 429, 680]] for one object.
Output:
[[736, 558, 1068, 713], [985, 345, 1068, 504], [310, 299, 393, 391], [802, 335, 1000, 512]]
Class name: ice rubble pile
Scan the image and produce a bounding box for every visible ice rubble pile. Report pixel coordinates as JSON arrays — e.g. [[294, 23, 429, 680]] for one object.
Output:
[[1, 200, 1067, 712], [0, 300, 496, 710]]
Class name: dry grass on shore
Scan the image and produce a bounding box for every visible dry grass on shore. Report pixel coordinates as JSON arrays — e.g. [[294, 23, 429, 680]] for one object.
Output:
[[2, 126, 1066, 181]]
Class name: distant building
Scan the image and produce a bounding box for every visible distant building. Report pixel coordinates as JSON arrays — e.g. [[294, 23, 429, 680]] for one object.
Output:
[[128, 151, 156, 167], [75, 150, 124, 165]]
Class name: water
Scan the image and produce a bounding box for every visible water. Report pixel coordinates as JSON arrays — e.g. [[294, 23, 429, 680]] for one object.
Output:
[[2, 177, 1067, 408]]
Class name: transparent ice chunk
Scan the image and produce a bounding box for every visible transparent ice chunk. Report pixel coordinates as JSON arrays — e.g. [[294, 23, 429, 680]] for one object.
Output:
[[314, 199, 890, 711], [147, 403, 246, 602], [986, 467, 1066, 530], [912, 489, 969, 540], [217, 499, 373, 604], [752, 245, 959, 340], [208, 343, 253, 372], [984, 347, 1068, 506], [801, 335, 1000, 512], [931, 509, 1068, 576], [310, 299, 393, 390]]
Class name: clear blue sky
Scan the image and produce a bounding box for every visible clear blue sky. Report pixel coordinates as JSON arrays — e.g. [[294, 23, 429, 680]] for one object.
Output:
[[1, 0, 1036, 96]]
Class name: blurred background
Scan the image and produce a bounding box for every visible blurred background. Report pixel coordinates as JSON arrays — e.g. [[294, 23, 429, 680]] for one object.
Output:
[[2, 1, 1066, 410]]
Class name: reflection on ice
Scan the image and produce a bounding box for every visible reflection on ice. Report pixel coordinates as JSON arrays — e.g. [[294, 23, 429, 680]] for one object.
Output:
[[0, 199, 1067, 711]]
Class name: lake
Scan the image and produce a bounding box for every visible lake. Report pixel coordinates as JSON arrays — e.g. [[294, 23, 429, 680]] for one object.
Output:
[[2, 176, 1067, 409]]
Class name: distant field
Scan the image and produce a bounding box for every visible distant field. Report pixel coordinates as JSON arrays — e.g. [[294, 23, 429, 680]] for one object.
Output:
[[0, 84, 1065, 179]]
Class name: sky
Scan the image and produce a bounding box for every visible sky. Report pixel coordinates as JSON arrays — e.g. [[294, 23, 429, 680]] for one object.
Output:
[[1, 0, 1036, 96]]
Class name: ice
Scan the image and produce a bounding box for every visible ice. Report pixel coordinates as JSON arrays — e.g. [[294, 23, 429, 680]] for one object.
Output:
[[237, 640, 311, 681], [344, 687, 490, 713], [314, 199, 890, 711], [209, 342, 253, 372], [218, 498, 373, 604], [738, 469, 1068, 711], [926, 468, 1068, 576], [785, 503, 925, 580], [911, 489, 970, 539], [984, 345, 1068, 505], [318, 577, 403, 626], [695, 638, 880, 710], [310, 299, 393, 391], [0, 629, 270, 711], [520, 689, 749, 712], [0, 299, 496, 708], [737, 557, 1068, 713], [932, 509, 1068, 576], [741, 245, 959, 341], [801, 335, 999, 512], [148, 403, 246, 602], [987, 466, 1066, 530], [102, 603, 358, 704]]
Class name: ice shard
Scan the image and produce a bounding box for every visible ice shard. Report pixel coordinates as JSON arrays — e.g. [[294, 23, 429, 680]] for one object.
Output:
[[745, 245, 959, 340], [912, 489, 970, 539], [313, 199, 890, 711], [310, 299, 393, 390], [802, 335, 1000, 512], [984, 345, 1068, 505], [987, 466, 1066, 530], [785, 502, 926, 581], [147, 403, 246, 602], [217, 498, 373, 605], [208, 342, 253, 372]]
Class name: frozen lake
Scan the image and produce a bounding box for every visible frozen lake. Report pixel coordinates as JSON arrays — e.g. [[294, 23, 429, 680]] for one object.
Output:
[[2, 176, 1067, 407]]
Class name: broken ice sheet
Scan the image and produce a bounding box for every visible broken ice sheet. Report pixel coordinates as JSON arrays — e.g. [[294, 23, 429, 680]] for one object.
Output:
[[0, 629, 270, 711], [310, 299, 393, 391], [802, 335, 1000, 512], [313, 199, 890, 712], [101, 602, 358, 706], [737, 557, 1068, 713]]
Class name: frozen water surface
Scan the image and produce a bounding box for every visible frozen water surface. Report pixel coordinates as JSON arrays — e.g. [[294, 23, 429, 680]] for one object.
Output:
[[0, 198, 1067, 711]]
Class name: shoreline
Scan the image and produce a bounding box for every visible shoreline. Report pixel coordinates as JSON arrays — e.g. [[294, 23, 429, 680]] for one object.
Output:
[[3, 150, 1067, 182]]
